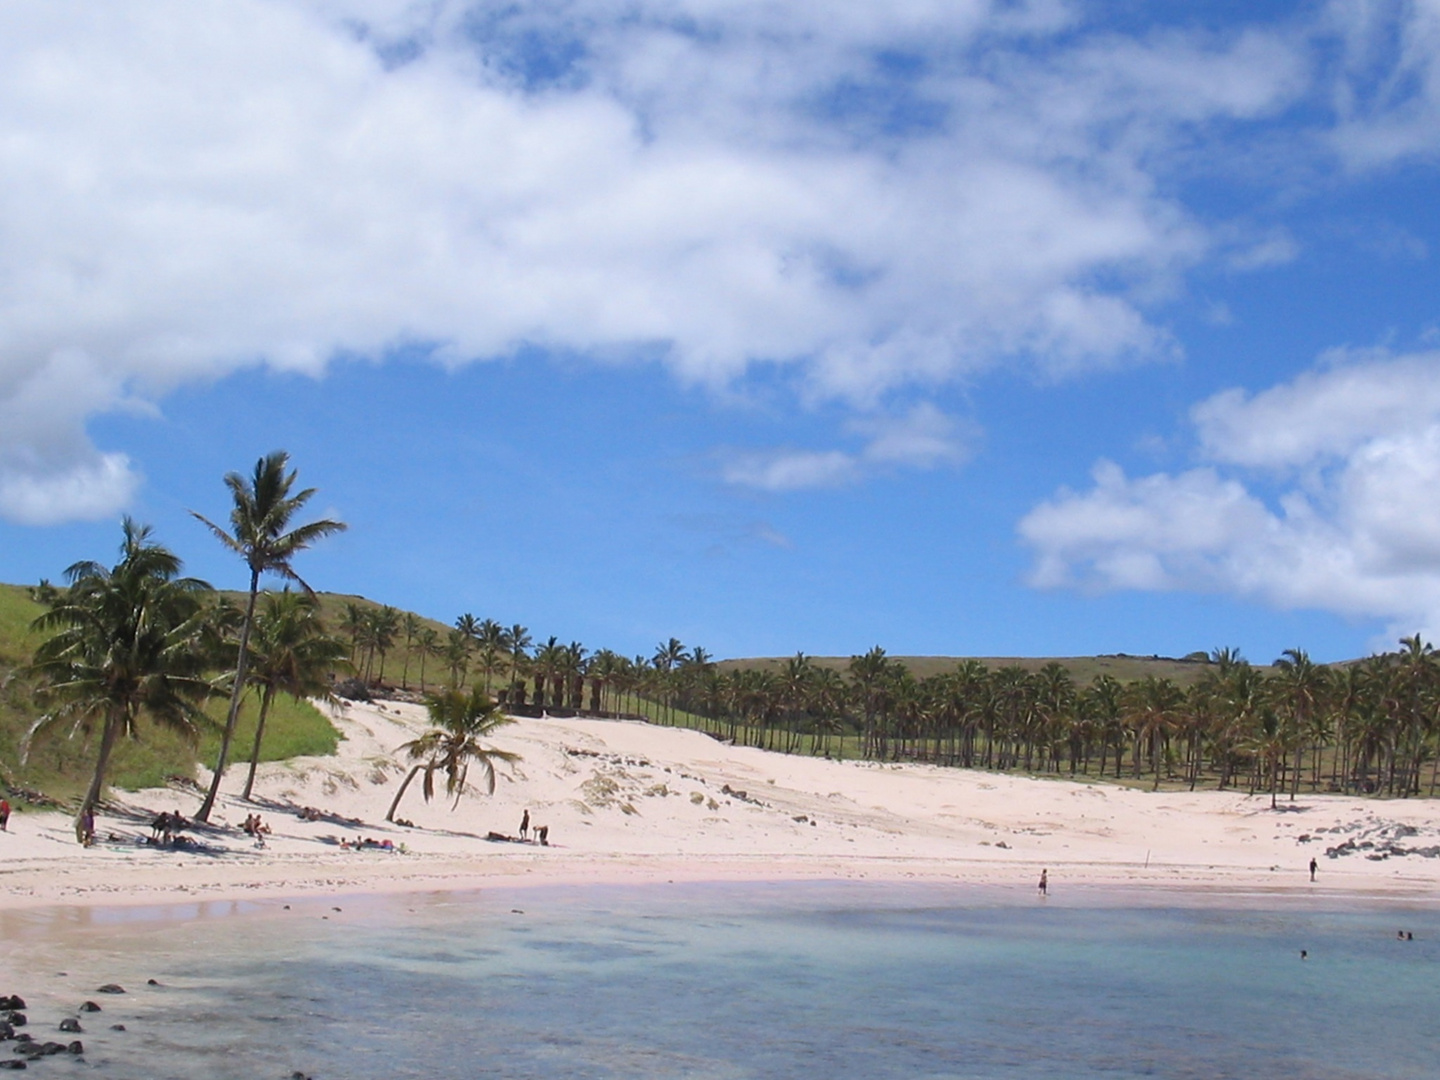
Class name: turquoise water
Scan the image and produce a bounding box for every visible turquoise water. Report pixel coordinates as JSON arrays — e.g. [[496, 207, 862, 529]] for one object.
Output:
[[6, 883, 1439, 1079]]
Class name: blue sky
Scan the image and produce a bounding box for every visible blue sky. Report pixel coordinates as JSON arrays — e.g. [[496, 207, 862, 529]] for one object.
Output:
[[3, 0, 1440, 664]]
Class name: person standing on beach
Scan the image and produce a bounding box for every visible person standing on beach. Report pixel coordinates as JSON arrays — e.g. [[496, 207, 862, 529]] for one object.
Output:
[[0, 797, 9, 831], [1309, 857, 1318, 882], [1038, 869, 1048, 896], [519, 809, 530, 840]]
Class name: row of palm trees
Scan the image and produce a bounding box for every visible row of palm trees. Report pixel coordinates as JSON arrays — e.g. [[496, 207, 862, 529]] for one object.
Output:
[[381, 624, 1440, 806], [619, 643, 1440, 805]]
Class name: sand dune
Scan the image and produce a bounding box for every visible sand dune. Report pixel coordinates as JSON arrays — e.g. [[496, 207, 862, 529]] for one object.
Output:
[[2, 698, 1439, 909]]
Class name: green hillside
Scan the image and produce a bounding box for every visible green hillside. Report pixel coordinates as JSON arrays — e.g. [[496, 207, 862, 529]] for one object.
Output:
[[0, 583, 339, 805]]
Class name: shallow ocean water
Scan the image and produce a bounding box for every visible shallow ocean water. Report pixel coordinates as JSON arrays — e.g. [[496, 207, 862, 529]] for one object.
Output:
[[5, 882, 1438, 1079]]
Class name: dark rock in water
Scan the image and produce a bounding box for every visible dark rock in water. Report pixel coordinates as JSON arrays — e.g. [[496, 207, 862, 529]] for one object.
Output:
[[289, 1071, 311, 1080], [0, 1022, 12, 1040], [78, 1001, 101, 1013], [108, 1025, 126, 1032], [38, 1042, 65, 1056], [95, 984, 125, 995], [57, 1020, 80, 1034], [4, 1014, 23, 1028], [12, 1035, 31, 1044], [0, 999, 21, 1012], [65, 1042, 82, 1055], [0, 1058, 25, 1069], [146, 979, 161, 987]]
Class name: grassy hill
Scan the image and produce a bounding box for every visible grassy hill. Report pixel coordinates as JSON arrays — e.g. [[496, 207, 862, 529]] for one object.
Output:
[[0, 583, 339, 805]]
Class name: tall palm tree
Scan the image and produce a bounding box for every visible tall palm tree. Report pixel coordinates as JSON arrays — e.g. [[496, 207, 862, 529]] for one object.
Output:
[[367, 606, 401, 685], [443, 628, 471, 686], [386, 686, 519, 823], [240, 589, 350, 801], [399, 613, 422, 689], [414, 626, 441, 693], [506, 625, 532, 700], [192, 451, 346, 822], [27, 519, 216, 842], [1271, 648, 1328, 799], [476, 619, 507, 695]]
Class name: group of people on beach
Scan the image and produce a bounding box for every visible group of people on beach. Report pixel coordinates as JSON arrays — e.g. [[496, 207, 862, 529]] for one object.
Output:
[[338, 836, 396, 852], [242, 814, 271, 847], [518, 809, 549, 846], [148, 811, 189, 846]]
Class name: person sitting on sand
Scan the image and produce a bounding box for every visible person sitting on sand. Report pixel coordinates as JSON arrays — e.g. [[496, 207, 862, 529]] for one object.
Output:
[[537, 825, 549, 846], [242, 813, 257, 835], [254, 816, 271, 835], [150, 811, 170, 842]]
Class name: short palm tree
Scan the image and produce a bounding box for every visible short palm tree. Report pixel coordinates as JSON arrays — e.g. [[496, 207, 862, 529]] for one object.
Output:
[[192, 451, 346, 822], [240, 589, 350, 801], [386, 686, 519, 823], [27, 519, 216, 843]]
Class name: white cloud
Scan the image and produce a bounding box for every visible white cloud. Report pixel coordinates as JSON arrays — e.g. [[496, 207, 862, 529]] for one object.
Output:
[[1019, 350, 1440, 637], [0, 453, 138, 526], [0, 0, 1316, 519], [1327, 0, 1440, 167], [721, 449, 860, 493], [722, 402, 974, 492], [1192, 349, 1440, 467]]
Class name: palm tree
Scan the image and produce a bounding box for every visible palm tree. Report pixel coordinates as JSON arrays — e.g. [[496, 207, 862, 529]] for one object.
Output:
[[506, 624, 532, 701], [27, 519, 216, 842], [533, 636, 565, 709], [1271, 648, 1328, 799], [240, 589, 350, 801], [386, 686, 519, 823], [399, 613, 421, 690], [192, 451, 346, 822], [443, 628, 471, 686], [415, 626, 441, 693], [367, 606, 401, 686], [476, 619, 507, 695]]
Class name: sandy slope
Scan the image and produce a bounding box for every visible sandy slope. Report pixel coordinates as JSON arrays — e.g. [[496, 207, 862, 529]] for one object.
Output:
[[2, 698, 1439, 910]]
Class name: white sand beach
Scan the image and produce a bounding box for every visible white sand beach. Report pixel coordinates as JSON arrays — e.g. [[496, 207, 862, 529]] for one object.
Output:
[[3, 698, 1440, 911]]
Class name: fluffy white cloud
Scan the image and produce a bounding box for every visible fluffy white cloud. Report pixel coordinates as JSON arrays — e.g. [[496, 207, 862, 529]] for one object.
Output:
[[1019, 351, 1440, 637], [0, 0, 1320, 520]]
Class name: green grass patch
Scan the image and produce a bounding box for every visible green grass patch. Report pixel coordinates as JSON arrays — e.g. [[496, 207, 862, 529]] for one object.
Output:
[[196, 692, 341, 766]]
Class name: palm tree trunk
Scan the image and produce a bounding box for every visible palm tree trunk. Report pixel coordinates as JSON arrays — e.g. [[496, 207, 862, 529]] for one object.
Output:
[[386, 764, 425, 823], [197, 567, 260, 822], [75, 712, 122, 844], [241, 686, 277, 802]]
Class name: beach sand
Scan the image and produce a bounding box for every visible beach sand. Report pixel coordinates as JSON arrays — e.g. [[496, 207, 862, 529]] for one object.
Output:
[[3, 698, 1439, 911]]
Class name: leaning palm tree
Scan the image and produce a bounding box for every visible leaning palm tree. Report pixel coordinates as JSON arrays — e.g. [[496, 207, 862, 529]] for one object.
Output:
[[192, 451, 346, 822], [240, 589, 350, 801], [27, 519, 216, 843], [386, 686, 519, 823]]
